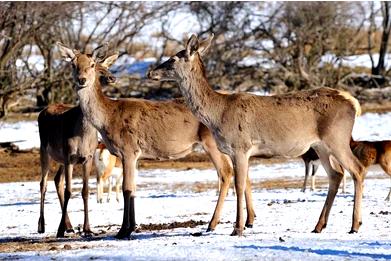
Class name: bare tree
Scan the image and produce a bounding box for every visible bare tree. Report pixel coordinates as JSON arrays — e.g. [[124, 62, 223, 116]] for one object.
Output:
[[371, 1, 391, 76]]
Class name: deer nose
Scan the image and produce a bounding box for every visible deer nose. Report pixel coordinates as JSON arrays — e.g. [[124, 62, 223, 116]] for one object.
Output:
[[78, 77, 87, 85], [107, 75, 116, 83]]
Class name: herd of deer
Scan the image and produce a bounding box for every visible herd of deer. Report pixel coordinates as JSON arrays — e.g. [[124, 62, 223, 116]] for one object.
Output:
[[36, 34, 391, 239]]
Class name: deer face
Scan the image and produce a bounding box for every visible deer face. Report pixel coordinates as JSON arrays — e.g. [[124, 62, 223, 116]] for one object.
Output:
[[148, 34, 214, 82], [57, 42, 118, 90]]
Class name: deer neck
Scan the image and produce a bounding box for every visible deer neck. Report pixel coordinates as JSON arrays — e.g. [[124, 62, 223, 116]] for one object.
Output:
[[77, 75, 111, 131], [176, 60, 225, 128]]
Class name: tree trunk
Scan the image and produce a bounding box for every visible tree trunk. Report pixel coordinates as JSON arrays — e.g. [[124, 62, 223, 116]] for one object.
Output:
[[372, 2, 391, 76]]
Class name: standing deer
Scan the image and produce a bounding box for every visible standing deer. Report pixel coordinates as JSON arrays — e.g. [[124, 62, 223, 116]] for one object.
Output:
[[95, 142, 123, 203], [148, 33, 366, 236], [350, 139, 391, 201], [38, 62, 115, 237], [56, 42, 255, 239]]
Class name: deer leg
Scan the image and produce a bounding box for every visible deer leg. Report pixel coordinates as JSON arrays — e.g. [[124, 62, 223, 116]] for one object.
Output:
[[323, 141, 365, 233], [312, 147, 344, 233], [57, 163, 73, 238], [82, 159, 93, 236], [38, 148, 50, 234], [116, 174, 122, 202], [206, 153, 233, 232], [341, 171, 347, 193], [386, 179, 391, 201], [244, 174, 255, 228], [107, 176, 112, 203], [96, 168, 103, 204], [116, 152, 139, 239], [311, 162, 319, 191], [231, 152, 249, 236], [302, 159, 311, 192], [54, 165, 73, 232]]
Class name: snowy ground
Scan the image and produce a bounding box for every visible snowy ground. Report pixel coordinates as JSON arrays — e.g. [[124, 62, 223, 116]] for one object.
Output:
[[0, 112, 391, 260], [0, 162, 390, 260]]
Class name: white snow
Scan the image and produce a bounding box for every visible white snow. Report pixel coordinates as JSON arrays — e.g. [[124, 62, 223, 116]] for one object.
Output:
[[0, 161, 390, 260], [0, 113, 391, 260]]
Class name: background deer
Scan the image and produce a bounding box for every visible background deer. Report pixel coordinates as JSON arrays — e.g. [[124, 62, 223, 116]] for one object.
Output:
[[95, 142, 123, 203], [38, 62, 115, 237], [302, 140, 391, 201], [57, 42, 255, 239], [301, 148, 346, 193], [148, 33, 366, 236]]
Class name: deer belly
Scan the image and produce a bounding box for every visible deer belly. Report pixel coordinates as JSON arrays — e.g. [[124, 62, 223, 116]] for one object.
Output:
[[251, 142, 311, 158]]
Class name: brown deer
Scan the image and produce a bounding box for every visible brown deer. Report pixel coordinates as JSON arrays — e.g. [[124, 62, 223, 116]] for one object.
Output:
[[148, 34, 366, 236], [350, 139, 391, 201], [38, 62, 115, 237], [56, 42, 255, 239]]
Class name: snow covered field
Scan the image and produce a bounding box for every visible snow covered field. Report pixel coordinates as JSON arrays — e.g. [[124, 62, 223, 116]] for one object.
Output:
[[0, 162, 390, 260], [0, 112, 391, 260]]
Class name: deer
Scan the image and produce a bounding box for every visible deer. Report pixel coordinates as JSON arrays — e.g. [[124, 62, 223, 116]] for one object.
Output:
[[148, 33, 367, 236], [56, 42, 256, 239], [302, 141, 391, 201], [301, 148, 346, 193], [38, 62, 116, 237], [95, 142, 123, 203]]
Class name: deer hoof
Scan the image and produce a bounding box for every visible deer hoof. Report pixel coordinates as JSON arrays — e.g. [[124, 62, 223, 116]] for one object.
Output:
[[38, 218, 45, 233], [245, 223, 253, 228], [230, 227, 244, 236], [206, 227, 214, 232], [348, 229, 358, 234], [115, 227, 133, 239]]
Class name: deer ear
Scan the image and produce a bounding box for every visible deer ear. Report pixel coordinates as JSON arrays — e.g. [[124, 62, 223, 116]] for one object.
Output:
[[186, 34, 199, 57], [101, 52, 119, 68], [57, 42, 77, 62], [198, 33, 214, 56]]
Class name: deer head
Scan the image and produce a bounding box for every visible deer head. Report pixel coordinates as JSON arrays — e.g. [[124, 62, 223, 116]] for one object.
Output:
[[57, 42, 119, 90], [148, 33, 214, 82]]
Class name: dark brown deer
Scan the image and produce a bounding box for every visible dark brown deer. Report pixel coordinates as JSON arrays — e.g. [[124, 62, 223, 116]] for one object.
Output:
[[56, 42, 255, 239], [149, 33, 366, 236], [38, 62, 115, 237]]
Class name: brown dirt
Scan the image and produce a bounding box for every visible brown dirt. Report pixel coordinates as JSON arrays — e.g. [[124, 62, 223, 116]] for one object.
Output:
[[0, 220, 210, 253]]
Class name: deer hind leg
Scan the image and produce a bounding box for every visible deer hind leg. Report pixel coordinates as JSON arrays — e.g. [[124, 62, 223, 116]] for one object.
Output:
[[53, 165, 73, 233], [379, 155, 391, 201], [302, 159, 311, 192], [323, 140, 366, 233], [57, 163, 73, 238], [244, 174, 255, 228], [96, 168, 103, 204], [38, 148, 50, 233], [107, 176, 113, 203], [116, 174, 122, 203], [386, 180, 391, 201], [82, 159, 93, 236], [231, 152, 250, 236], [341, 171, 347, 194], [312, 146, 344, 233], [116, 150, 139, 239], [311, 162, 320, 191]]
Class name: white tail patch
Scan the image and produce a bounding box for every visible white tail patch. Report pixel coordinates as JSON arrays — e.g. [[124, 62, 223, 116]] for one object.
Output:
[[337, 90, 361, 117]]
